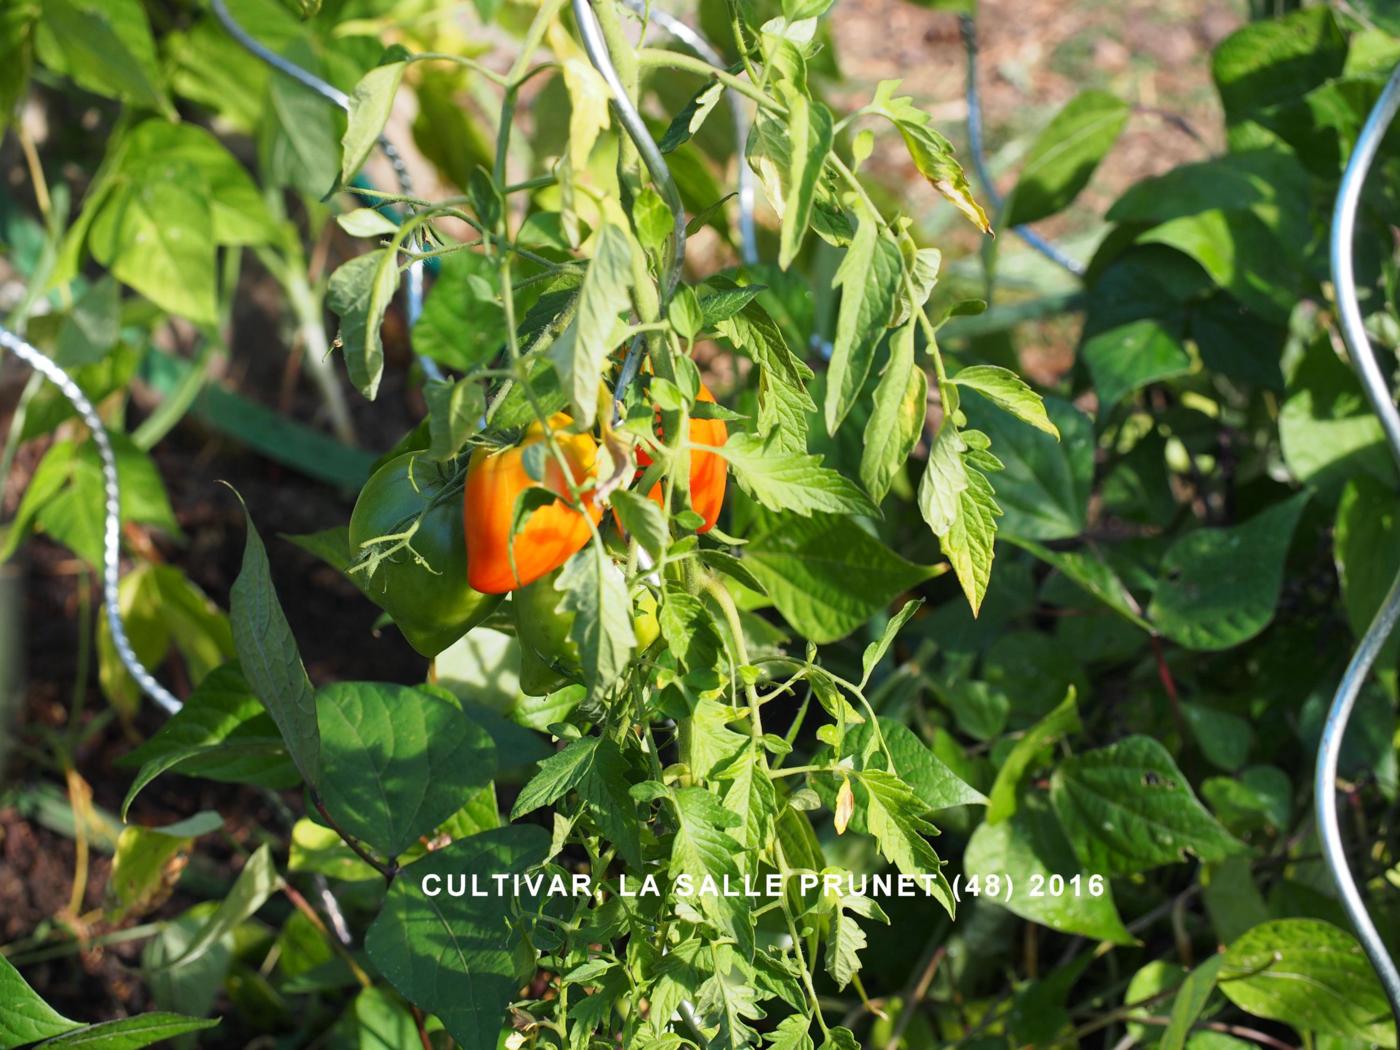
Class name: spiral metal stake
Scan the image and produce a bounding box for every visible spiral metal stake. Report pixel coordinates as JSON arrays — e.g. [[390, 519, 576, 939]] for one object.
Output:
[[959, 15, 1084, 278], [1, 326, 183, 715], [621, 0, 757, 265], [210, 0, 443, 382], [1320, 61, 1400, 1031]]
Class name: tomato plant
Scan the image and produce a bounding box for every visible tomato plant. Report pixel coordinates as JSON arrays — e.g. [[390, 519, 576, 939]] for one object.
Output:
[[4, 0, 1400, 1048]]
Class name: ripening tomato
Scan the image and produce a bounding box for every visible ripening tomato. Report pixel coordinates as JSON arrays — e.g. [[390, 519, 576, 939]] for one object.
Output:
[[636, 383, 728, 532], [464, 414, 602, 594], [349, 453, 502, 657]]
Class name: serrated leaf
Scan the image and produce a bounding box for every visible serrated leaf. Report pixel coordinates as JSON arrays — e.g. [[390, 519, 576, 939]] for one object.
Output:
[[855, 770, 954, 914], [824, 887, 887, 990], [555, 224, 633, 429], [861, 321, 925, 502], [662, 79, 725, 153], [861, 598, 923, 685], [765, 1014, 815, 1050], [1149, 492, 1309, 651], [776, 84, 833, 269], [918, 423, 1001, 614], [953, 366, 1058, 437], [424, 377, 485, 461], [229, 499, 319, 786], [328, 250, 398, 400], [611, 490, 667, 560], [719, 433, 875, 518], [341, 61, 406, 185], [556, 546, 635, 695], [365, 826, 550, 1050], [668, 788, 753, 959], [1050, 735, 1245, 875], [512, 735, 641, 867], [413, 250, 508, 372], [826, 217, 903, 434], [714, 301, 814, 451]]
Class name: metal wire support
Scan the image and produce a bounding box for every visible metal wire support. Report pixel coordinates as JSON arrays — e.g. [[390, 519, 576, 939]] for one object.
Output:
[[1322, 60, 1400, 1031], [0, 326, 182, 715], [573, 0, 688, 299], [209, 0, 444, 383], [959, 15, 1085, 278], [622, 0, 757, 265]]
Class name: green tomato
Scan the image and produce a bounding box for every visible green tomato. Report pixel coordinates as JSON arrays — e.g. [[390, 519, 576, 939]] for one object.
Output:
[[514, 570, 659, 679], [349, 453, 500, 657]]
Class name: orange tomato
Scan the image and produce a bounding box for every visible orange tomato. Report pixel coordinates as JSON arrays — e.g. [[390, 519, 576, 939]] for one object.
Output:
[[464, 414, 602, 594], [635, 383, 728, 533]]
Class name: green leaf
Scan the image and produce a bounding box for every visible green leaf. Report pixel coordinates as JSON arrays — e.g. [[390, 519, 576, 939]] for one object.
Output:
[[35, 0, 168, 113], [0, 4, 36, 141], [315, 683, 496, 858], [819, 1029, 860, 1050], [511, 735, 642, 866], [1160, 955, 1225, 1050], [365, 826, 551, 1050], [121, 740, 287, 821], [824, 886, 888, 989], [413, 250, 508, 372], [56, 276, 120, 367], [720, 433, 876, 518], [1335, 475, 1400, 665], [870, 80, 989, 233], [953, 366, 1058, 437], [965, 795, 1134, 944], [776, 85, 833, 270], [841, 719, 985, 811], [89, 175, 216, 324], [963, 394, 1091, 541], [861, 321, 926, 503], [917, 423, 1001, 614], [826, 216, 902, 434], [696, 946, 765, 1049], [1211, 7, 1346, 122], [1003, 90, 1129, 227], [662, 79, 725, 154], [119, 663, 296, 790], [1220, 920, 1395, 1048], [1010, 539, 1151, 631], [860, 599, 923, 685], [556, 546, 635, 696], [986, 689, 1080, 824], [30, 1014, 219, 1049], [228, 497, 320, 786], [424, 377, 485, 461], [713, 301, 815, 451], [106, 824, 197, 924], [855, 769, 953, 914], [743, 514, 934, 643], [555, 224, 633, 429], [341, 61, 406, 184], [668, 787, 753, 959], [328, 250, 398, 400], [1149, 492, 1309, 651], [156, 844, 278, 971], [766, 1014, 815, 1050], [611, 490, 667, 560], [0, 952, 82, 1046], [1050, 735, 1244, 876]]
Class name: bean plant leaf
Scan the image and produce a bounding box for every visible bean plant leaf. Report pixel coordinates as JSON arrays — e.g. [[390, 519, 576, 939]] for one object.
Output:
[[1160, 955, 1225, 1050], [154, 844, 278, 972], [1050, 736, 1245, 875], [0, 952, 83, 1046], [315, 683, 496, 858], [365, 826, 550, 1050], [1220, 920, 1395, 1047], [743, 514, 935, 643], [228, 497, 320, 787], [27, 1013, 220, 1049], [1003, 90, 1130, 227], [986, 689, 1080, 824], [1149, 492, 1309, 651], [35, 0, 168, 114], [965, 795, 1134, 944]]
